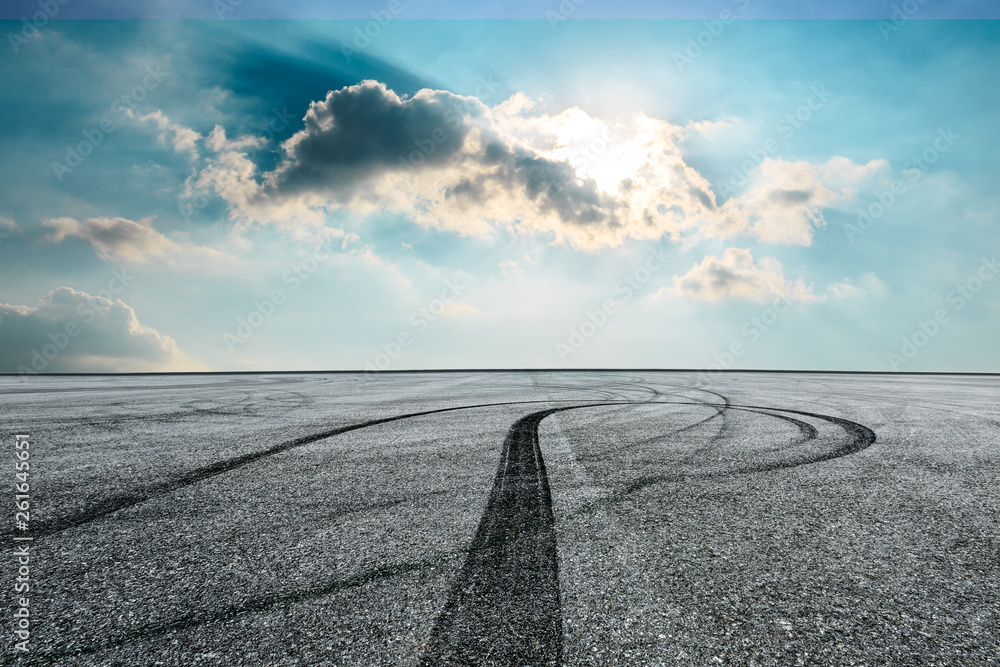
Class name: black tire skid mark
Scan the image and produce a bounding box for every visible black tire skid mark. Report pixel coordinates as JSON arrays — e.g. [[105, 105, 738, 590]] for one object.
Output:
[[571, 401, 722, 463], [559, 403, 877, 520], [672, 383, 753, 463], [0, 377, 269, 395], [7, 400, 563, 540], [734, 408, 819, 456], [661, 405, 819, 481], [563, 369, 748, 423], [739, 404, 876, 465], [21, 404, 597, 665], [420, 408, 569, 667], [695, 405, 871, 478], [530, 371, 654, 403], [178, 389, 256, 413], [10, 385, 315, 432], [668, 406, 820, 471], [531, 375, 731, 467], [419, 400, 869, 665], [13, 400, 876, 664], [574, 404, 818, 465], [571, 382, 732, 462], [593, 381, 733, 451], [529, 379, 622, 402], [594, 376, 664, 402], [692, 399, 739, 461], [576, 402, 873, 489], [43, 487, 460, 587], [587, 374, 691, 403]]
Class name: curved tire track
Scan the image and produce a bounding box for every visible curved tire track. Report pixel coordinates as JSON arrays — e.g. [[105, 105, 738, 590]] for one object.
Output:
[[422, 400, 875, 665], [421, 408, 571, 667], [16, 400, 561, 539], [18, 396, 877, 663]]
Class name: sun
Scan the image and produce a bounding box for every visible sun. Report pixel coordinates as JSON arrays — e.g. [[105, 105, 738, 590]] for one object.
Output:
[[539, 109, 660, 195]]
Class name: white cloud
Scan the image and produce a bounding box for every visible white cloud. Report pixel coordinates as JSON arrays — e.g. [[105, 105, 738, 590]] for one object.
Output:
[[828, 281, 861, 299], [682, 116, 738, 138], [0, 216, 21, 247], [828, 272, 888, 299], [43, 216, 227, 265], [348, 245, 412, 290], [0, 287, 202, 372], [0, 216, 21, 234], [205, 125, 266, 153], [129, 109, 201, 158], [719, 157, 889, 245], [499, 259, 524, 277], [670, 248, 822, 303], [182, 80, 887, 251], [190, 82, 715, 248], [440, 302, 479, 318]]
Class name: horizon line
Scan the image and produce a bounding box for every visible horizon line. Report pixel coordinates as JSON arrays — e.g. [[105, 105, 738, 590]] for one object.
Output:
[[2, 368, 998, 377]]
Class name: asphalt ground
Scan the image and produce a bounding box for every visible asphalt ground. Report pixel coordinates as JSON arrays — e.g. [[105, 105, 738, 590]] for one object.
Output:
[[0, 372, 997, 665]]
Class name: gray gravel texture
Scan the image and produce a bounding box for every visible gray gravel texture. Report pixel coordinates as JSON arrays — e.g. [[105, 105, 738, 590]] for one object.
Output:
[[0, 372, 997, 666]]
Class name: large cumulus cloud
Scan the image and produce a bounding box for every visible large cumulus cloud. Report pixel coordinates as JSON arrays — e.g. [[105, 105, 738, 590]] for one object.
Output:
[[43, 216, 226, 265], [669, 248, 822, 303], [267, 83, 484, 194], [187, 80, 883, 249], [0, 288, 201, 372]]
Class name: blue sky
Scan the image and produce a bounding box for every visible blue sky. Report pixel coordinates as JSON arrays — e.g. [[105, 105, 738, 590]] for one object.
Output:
[[3, 0, 1000, 19], [0, 18, 997, 372]]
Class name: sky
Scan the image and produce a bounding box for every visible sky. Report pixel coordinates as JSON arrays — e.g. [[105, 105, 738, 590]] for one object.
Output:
[[0, 12, 998, 372], [3, 0, 1000, 19]]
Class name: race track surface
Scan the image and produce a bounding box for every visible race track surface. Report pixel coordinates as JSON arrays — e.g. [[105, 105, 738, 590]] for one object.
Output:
[[1, 372, 997, 666]]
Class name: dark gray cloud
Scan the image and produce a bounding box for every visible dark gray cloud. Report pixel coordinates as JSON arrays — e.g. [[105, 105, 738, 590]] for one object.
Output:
[[266, 81, 484, 194], [769, 189, 813, 205], [446, 143, 613, 227], [690, 186, 716, 211], [256, 80, 623, 234]]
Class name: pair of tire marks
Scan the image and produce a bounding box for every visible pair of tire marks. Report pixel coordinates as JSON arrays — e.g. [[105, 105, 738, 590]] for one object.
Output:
[[421, 396, 876, 666], [20, 392, 876, 665], [16, 400, 561, 539]]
